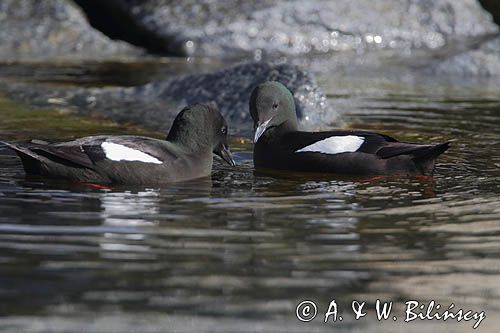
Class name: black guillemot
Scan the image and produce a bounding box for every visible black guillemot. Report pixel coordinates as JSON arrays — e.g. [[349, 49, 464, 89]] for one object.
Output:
[[250, 81, 449, 176], [2, 103, 235, 184]]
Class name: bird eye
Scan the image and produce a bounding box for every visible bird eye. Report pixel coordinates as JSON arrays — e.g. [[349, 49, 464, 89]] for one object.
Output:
[[221, 127, 227, 135], [272, 103, 279, 110]]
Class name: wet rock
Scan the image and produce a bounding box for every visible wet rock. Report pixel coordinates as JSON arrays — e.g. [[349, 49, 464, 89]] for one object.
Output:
[[86, 0, 498, 57], [429, 35, 500, 76], [133, 62, 330, 129], [3, 62, 332, 136], [68, 0, 500, 76], [1, 0, 498, 76], [0, 0, 142, 63]]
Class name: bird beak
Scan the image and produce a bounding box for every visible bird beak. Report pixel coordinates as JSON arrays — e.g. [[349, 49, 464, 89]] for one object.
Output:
[[254, 118, 272, 143], [215, 144, 236, 166]]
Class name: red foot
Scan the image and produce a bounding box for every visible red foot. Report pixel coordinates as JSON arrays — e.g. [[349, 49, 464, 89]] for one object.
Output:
[[415, 175, 434, 180], [80, 182, 112, 190], [361, 176, 387, 183]]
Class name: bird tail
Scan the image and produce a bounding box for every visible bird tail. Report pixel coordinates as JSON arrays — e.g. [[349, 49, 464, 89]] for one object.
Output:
[[413, 142, 450, 160], [1, 141, 44, 174], [413, 142, 450, 175]]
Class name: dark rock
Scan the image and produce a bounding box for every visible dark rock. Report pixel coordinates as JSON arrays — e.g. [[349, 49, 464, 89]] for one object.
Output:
[[0, 0, 143, 62], [478, 0, 500, 25], [134, 62, 331, 129], [73, 0, 175, 56], [3, 62, 333, 136]]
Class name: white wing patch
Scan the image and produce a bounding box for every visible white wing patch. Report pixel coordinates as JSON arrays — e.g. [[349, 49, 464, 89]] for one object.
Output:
[[295, 135, 365, 155], [101, 142, 163, 164]]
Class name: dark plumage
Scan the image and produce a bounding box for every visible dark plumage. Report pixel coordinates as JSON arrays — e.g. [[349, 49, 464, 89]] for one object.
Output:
[[250, 81, 449, 176], [2, 103, 235, 184]]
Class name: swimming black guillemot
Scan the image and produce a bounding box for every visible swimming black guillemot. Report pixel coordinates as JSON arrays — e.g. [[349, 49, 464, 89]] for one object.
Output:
[[2, 103, 235, 184], [250, 81, 449, 176]]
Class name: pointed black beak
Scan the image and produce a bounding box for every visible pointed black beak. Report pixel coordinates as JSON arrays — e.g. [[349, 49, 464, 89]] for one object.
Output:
[[215, 144, 236, 166]]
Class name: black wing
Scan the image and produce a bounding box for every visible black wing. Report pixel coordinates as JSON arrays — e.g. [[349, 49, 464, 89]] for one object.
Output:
[[377, 141, 450, 160], [288, 130, 446, 159], [2, 140, 97, 169], [3, 136, 178, 169]]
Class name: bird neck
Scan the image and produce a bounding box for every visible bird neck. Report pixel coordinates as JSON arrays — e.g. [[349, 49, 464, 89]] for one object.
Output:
[[167, 129, 212, 153], [265, 119, 297, 140], [279, 117, 298, 132]]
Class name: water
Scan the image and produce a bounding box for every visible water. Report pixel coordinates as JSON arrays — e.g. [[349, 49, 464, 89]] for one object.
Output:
[[0, 62, 499, 333]]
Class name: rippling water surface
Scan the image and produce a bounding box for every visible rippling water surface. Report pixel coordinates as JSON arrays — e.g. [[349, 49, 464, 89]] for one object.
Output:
[[0, 63, 499, 333]]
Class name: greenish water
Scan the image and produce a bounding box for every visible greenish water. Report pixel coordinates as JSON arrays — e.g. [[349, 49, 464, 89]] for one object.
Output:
[[0, 94, 162, 141], [0, 62, 500, 333]]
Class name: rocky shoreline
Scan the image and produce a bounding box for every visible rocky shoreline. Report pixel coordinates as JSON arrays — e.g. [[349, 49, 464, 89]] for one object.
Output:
[[1, 0, 498, 76], [0, 0, 499, 135]]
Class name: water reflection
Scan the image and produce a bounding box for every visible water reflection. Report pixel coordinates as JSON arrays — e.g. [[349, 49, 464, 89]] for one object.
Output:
[[99, 190, 159, 261]]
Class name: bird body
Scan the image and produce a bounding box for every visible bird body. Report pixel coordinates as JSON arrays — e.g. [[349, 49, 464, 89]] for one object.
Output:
[[250, 82, 449, 176], [2, 103, 234, 184]]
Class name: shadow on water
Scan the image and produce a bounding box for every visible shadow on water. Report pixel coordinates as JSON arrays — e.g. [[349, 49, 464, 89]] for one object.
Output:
[[0, 65, 499, 332]]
